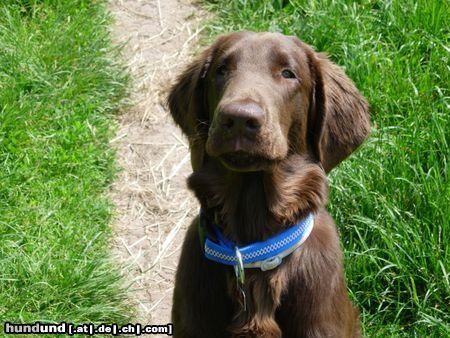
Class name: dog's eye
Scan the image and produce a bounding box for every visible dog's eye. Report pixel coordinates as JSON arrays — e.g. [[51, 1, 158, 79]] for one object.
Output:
[[281, 69, 296, 79], [216, 64, 227, 76]]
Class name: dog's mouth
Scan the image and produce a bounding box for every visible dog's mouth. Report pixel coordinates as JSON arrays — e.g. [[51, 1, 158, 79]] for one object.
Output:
[[219, 151, 275, 172]]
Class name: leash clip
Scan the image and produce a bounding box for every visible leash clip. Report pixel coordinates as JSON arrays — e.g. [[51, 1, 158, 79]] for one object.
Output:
[[234, 246, 247, 312]]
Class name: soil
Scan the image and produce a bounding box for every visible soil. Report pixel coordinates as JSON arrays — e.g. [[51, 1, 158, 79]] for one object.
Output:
[[108, 0, 207, 334]]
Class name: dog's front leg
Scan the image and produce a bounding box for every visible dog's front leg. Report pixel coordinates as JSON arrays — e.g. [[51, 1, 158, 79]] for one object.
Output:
[[172, 219, 233, 338], [228, 270, 286, 338]]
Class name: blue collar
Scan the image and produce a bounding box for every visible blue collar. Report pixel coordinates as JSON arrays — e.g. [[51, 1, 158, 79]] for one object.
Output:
[[199, 211, 314, 271]]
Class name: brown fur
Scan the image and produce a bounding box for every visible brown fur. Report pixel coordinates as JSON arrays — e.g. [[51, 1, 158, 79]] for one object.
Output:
[[168, 32, 369, 337]]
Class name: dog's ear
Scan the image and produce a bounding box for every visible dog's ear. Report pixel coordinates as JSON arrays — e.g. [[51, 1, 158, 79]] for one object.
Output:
[[167, 47, 213, 171], [305, 47, 370, 173]]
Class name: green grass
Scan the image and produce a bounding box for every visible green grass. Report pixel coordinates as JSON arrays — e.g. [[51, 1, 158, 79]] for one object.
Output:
[[0, 0, 132, 334], [203, 0, 449, 336]]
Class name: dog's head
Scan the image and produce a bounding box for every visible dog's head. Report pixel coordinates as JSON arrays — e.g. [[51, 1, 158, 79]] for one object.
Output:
[[168, 32, 369, 173]]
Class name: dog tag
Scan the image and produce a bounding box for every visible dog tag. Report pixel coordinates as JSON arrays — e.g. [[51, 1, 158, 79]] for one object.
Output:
[[234, 247, 247, 312], [234, 247, 245, 284]]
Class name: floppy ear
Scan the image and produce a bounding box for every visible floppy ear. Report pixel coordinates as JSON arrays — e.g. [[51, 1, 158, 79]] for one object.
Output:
[[167, 48, 212, 171], [306, 49, 370, 173]]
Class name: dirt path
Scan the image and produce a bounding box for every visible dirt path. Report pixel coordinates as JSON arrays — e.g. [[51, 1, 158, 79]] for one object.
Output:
[[108, 0, 206, 331]]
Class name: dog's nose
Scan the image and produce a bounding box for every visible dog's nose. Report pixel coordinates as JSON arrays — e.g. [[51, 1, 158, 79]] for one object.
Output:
[[219, 102, 264, 137]]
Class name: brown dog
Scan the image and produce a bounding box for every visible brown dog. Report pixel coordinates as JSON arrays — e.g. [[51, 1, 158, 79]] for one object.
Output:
[[168, 32, 369, 338]]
